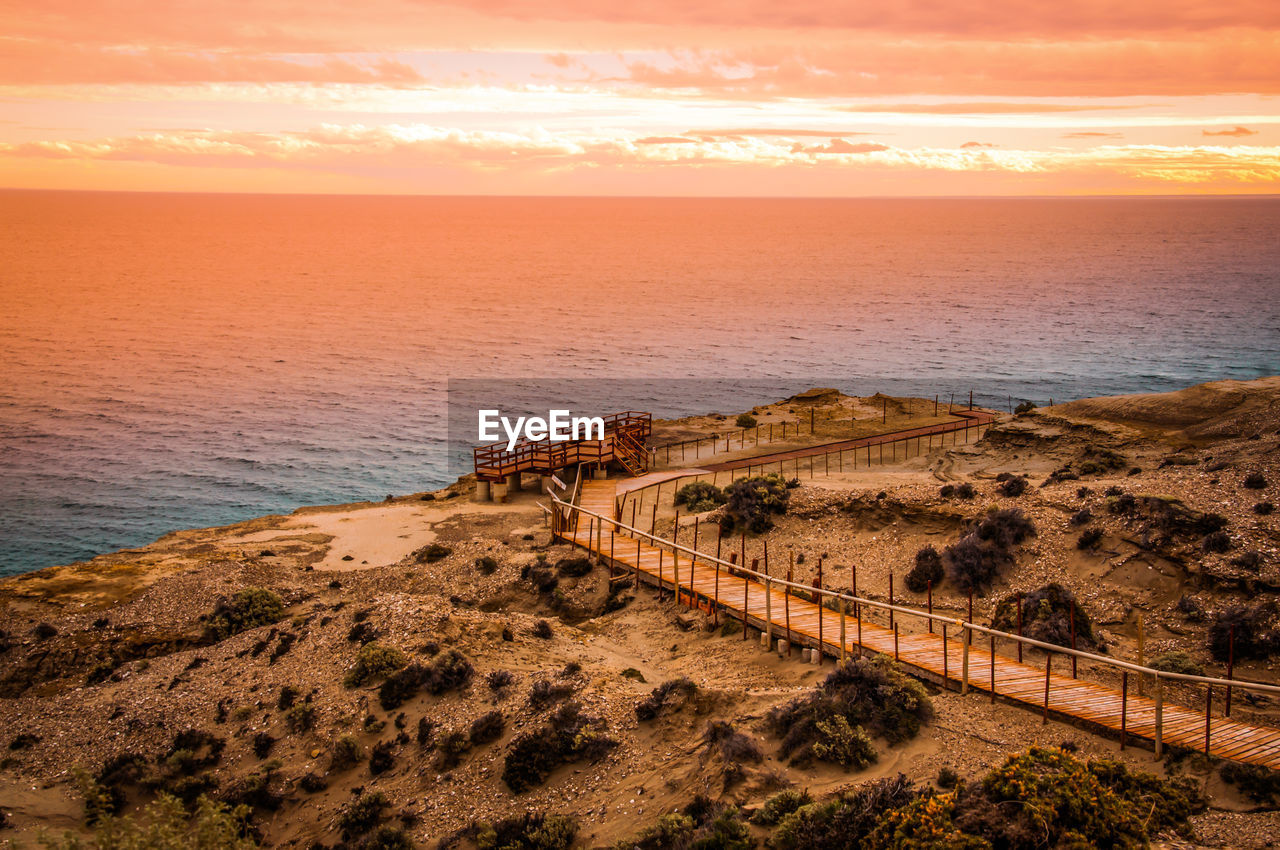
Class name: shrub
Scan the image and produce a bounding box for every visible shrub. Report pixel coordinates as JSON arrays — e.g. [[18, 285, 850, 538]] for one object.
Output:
[[1107, 492, 1137, 514], [528, 678, 576, 709], [998, 475, 1028, 498], [621, 667, 646, 682], [635, 678, 698, 721], [415, 543, 452, 563], [45, 793, 256, 850], [721, 473, 791, 534], [286, 702, 315, 733], [532, 619, 554, 639], [205, 588, 284, 640], [944, 508, 1037, 593], [502, 702, 618, 793], [298, 772, 327, 793], [1176, 595, 1205, 622], [277, 685, 299, 710], [556, 557, 592, 577], [991, 584, 1095, 649], [416, 717, 436, 747], [770, 774, 918, 850], [488, 669, 515, 692], [251, 732, 275, 759], [33, 622, 58, 640], [219, 770, 284, 811], [1070, 508, 1092, 525], [1256, 502, 1275, 515], [953, 482, 975, 499], [470, 710, 505, 745], [338, 790, 389, 839], [812, 715, 876, 769], [904, 546, 943, 593], [348, 620, 380, 644], [1077, 486, 1092, 498], [345, 642, 408, 688], [436, 729, 472, 769], [1209, 602, 1280, 661], [937, 766, 960, 789], [703, 721, 762, 787], [1244, 472, 1268, 490], [474, 813, 578, 850], [675, 481, 728, 514], [425, 649, 475, 694], [1013, 401, 1036, 415], [939, 484, 955, 498], [1220, 762, 1280, 805], [1148, 651, 1204, 677], [330, 735, 363, 771], [768, 656, 931, 768], [476, 556, 499, 575], [369, 740, 395, 775], [1202, 530, 1232, 553], [1233, 550, 1263, 571], [364, 825, 416, 850], [752, 789, 813, 826]]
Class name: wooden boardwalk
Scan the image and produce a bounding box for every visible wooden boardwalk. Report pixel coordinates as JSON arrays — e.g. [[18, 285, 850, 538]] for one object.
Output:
[[564, 479, 1280, 769]]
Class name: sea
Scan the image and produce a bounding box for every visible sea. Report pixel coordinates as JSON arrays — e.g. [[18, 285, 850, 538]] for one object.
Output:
[[2, 191, 1278, 576]]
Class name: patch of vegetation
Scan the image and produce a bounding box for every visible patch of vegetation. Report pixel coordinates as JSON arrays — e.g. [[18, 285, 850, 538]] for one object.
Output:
[[621, 667, 646, 682], [476, 556, 499, 575], [867, 747, 1203, 849], [736, 413, 758, 428], [415, 542, 453, 563], [1176, 595, 1206, 622], [556, 557, 593, 577], [33, 622, 58, 640], [991, 584, 1096, 649], [1078, 446, 1127, 476], [487, 669, 515, 692], [44, 793, 256, 850], [502, 702, 618, 793], [532, 619, 554, 639], [635, 678, 699, 721], [1013, 401, 1036, 415], [1070, 508, 1092, 525], [251, 732, 275, 759], [770, 774, 918, 850], [767, 656, 931, 769], [1220, 762, 1280, 805], [944, 508, 1037, 592], [937, 766, 960, 789], [1202, 530, 1232, 553], [369, 740, 395, 775], [1255, 501, 1274, 515], [752, 789, 813, 826], [286, 702, 315, 733], [1148, 651, 1205, 677], [612, 799, 752, 850], [471, 812, 578, 850], [338, 790, 390, 840], [703, 721, 762, 788], [998, 475, 1029, 498], [345, 642, 408, 689], [675, 481, 728, 514], [1209, 602, 1280, 661], [812, 715, 876, 770], [1078, 530, 1101, 553], [298, 772, 327, 793], [1244, 472, 1268, 490], [204, 588, 284, 641], [528, 678, 576, 709], [437, 729, 473, 769], [470, 710, 505, 746], [904, 546, 943, 593], [720, 473, 791, 534], [330, 735, 363, 771]]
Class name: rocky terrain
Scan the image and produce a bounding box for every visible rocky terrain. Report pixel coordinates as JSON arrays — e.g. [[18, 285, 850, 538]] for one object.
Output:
[[2, 378, 1279, 849]]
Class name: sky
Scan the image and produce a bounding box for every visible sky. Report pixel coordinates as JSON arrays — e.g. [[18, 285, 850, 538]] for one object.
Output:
[[1, 0, 1278, 196]]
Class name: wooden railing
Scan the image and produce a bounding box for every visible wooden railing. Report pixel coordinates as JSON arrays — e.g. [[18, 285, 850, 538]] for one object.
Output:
[[550, 494, 1280, 761], [473, 411, 651, 481]]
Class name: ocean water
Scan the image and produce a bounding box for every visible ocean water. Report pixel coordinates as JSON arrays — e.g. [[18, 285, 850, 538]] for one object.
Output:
[[2, 192, 1278, 575]]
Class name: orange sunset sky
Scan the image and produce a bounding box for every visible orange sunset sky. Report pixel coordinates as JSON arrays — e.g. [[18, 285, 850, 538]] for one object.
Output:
[[1, 0, 1278, 196]]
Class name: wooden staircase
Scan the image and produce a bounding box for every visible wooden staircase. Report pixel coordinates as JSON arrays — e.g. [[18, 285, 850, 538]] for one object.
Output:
[[612, 424, 650, 477]]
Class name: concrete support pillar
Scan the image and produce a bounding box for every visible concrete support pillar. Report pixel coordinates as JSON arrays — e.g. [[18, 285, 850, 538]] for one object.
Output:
[[493, 482, 510, 502], [777, 639, 789, 658], [812, 650, 822, 666], [801, 648, 812, 663], [760, 632, 770, 649], [593, 465, 607, 480], [474, 480, 492, 502], [505, 472, 521, 493], [540, 475, 553, 495]]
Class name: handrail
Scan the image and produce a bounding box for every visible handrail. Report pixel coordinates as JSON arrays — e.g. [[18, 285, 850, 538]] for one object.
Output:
[[549, 493, 1280, 697]]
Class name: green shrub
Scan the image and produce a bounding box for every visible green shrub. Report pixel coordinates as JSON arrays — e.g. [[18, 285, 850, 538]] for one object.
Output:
[[752, 789, 813, 826], [1148, 650, 1204, 676], [470, 710, 505, 745], [475, 813, 577, 850], [635, 678, 698, 721], [991, 584, 1095, 649], [344, 642, 408, 688], [205, 588, 284, 641], [768, 656, 931, 767], [904, 546, 943, 593], [436, 729, 472, 770], [338, 790, 389, 839], [736, 413, 758, 428], [812, 716, 875, 769], [721, 473, 790, 534], [415, 542, 452, 563], [769, 775, 917, 850], [1220, 761, 1280, 805], [44, 793, 257, 850], [1013, 401, 1036, 415], [675, 481, 728, 514], [944, 508, 1036, 592], [285, 702, 315, 733], [330, 735, 363, 771], [363, 825, 416, 850], [502, 702, 617, 793]]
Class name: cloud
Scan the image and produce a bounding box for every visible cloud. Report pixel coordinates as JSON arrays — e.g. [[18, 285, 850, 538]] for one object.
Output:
[[791, 139, 890, 154], [1203, 126, 1258, 136], [1063, 132, 1125, 138], [842, 102, 1142, 114], [690, 128, 874, 138], [635, 136, 698, 144], [961, 141, 997, 148]]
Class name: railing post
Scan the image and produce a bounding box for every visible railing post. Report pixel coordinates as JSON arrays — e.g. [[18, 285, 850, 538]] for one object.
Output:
[[927, 581, 933, 632], [785, 560, 793, 656], [765, 577, 773, 646], [743, 563, 751, 641], [1016, 593, 1024, 662], [962, 625, 970, 695], [888, 573, 894, 630], [1120, 671, 1128, 749], [839, 599, 847, 662], [815, 558, 824, 658], [1226, 624, 1235, 718], [893, 622, 899, 661], [942, 623, 949, 690], [1154, 675, 1164, 760], [1070, 601, 1078, 678], [657, 549, 664, 599], [1043, 652, 1051, 723], [1205, 686, 1213, 756], [990, 635, 996, 704]]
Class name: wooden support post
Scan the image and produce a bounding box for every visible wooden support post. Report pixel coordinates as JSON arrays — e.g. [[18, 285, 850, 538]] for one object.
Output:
[[609, 525, 615, 578], [673, 545, 681, 607], [942, 623, 949, 690], [967, 590, 973, 625], [713, 551, 721, 625], [1043, 652, 1052, 723], [1154, 676, 1164, 760], [894, 622, 899, 660], [839, 599, 847, 662], [815, 558, 824, 657], [927, 581, 933, 633], [1016, 593, 1024, 662], [962, 626, 970, 695], [743, 566, 751, 641], [657, 549, 664, 599], [651, 503, 657, 536], [1205, 686, 1213, 756], [765, 576, 773, 644], [1137, 613, 1146, 697], [888, 573, 894, 630], [1120, 672, 1128, 749], [785, 557, 793, 656], [1226, 624, 1235, 718], [990, 635, 996, 703], [1070, 601, 1078, 678]]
